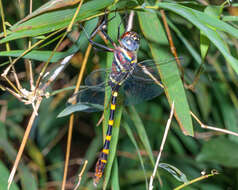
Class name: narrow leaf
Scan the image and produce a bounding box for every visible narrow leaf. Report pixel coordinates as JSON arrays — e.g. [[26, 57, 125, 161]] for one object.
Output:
[[159, 163, 188, 183], [0, 50, 68, 62], [0, 0, 113, 43], [111, 159, 120, 190], [123, 121, 148, 190], [0, 161, 19, 190], [57, 103, 104, 117], [138, 10, 193, 136], [197, 137, 238, 167], [158, 2, 238, 75], [20, 167, 38, 190], [128, 106, 155, 166]]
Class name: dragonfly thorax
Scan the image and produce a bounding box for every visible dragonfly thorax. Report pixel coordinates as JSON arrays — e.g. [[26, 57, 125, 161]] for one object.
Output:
[[120, 31, 140, 52], [109, 46, 137, 87]]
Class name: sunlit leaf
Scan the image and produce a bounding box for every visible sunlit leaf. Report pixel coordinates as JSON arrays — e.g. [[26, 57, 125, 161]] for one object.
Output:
[[159, 163, 188, 183], [0, 0, 113, 43]]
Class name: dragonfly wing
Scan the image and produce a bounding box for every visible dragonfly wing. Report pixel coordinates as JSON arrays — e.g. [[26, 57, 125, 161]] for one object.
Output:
[[69, 82, 111, 112], [121, 57, 183, 105], [84, 68, 112, 86], [67, 68, 112, 112], [133, 58, 181, 81], [120, 74, 164, 106]]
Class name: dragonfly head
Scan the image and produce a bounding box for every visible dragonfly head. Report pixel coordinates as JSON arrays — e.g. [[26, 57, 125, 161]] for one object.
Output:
[[120, 31, 140, 51]]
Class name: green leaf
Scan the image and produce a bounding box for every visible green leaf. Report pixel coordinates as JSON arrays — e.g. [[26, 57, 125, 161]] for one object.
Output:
[[0, 161, 19, 190], [200, 6, 223, 60], [0, 50, 68, 62], [138, 10, 194, 136], [213, 83, 238, 143], [57, 103, 104, 117], [128, 106, 155, 166], [16, 0, 82, 24], [158, 2, 238, 75], [200, 31, 210, 60], [0, 0, 113, 43], [197, 137, 238, 167], [222, 16, 238, 22], [123, 121, 148, 190], [111, 159, 120, 190], [20, 167, 38, 190], [159, 163, 188, 183]]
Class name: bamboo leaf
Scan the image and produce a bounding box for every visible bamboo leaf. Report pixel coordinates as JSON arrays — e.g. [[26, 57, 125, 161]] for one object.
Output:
[[0, 161, 19, 190], [128, 106, 155, 166], [20, 167, 38, 190], [200, 6, 222, 60], [158, 2, 238, 75], [0, 0, 113, 43], [159, 163, 188, 183], [123, 121, 148, 190], [0, 50, 67, 62], [197, 137, 238, 167], [111, 159, 120, 190], [57, 103, 104, 117], [138, 10, 194, 136]]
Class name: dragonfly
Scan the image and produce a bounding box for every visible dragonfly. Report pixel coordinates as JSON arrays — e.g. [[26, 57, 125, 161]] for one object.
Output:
[[70, 21, 180, 185]]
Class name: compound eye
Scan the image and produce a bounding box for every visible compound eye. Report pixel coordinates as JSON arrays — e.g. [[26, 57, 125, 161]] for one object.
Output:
[[126, 39, 131, 45]]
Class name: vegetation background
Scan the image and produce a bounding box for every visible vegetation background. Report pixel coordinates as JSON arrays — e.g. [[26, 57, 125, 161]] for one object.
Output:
[[1, 0, 238, 189]]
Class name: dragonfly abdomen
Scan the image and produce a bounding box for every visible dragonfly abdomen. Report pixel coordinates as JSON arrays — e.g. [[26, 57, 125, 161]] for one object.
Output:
[[94, 89, 119, 185]]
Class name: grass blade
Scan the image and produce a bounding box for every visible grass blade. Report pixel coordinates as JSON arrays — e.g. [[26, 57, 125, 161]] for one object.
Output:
[[123, 121, 148, 190]]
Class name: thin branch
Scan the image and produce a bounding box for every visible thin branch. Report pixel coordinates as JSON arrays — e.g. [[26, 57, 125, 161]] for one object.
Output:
[[61, 44, 92, 190], [2, 27, 65, 77], [149, 101, 175, 190], [126, 11, 134, 32], [190, 111, 238, 137], [34, 0, 84, 91], [8, 98, 42, 190], [174, 170, 219, 190], [73, 160, 88, 190], [160, 10, 184, 81], [27, 0, 34, 91]]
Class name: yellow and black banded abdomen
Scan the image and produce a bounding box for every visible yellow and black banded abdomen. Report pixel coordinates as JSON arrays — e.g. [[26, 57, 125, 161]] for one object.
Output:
[[94, 90, 118, 184]]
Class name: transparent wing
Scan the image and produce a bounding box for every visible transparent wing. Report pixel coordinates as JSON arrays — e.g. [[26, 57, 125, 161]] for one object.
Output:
[[121, 68, 163, 106], [132, 57, 183, 81], [119, 58, 183, 105], [68, 82, 111, 112], [68, 57, 182, 112], [84, 68, 111, 86]]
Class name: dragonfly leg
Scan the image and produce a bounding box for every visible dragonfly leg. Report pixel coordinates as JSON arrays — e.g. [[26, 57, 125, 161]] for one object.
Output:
[[89, 11, 116, 39], [100, 29, 117, 47], [80, 24, 114, 52], [98, 11, 117, 47]]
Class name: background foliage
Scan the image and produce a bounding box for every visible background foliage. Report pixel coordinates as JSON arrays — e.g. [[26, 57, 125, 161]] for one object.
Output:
[[1, 0, 238, 189]]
